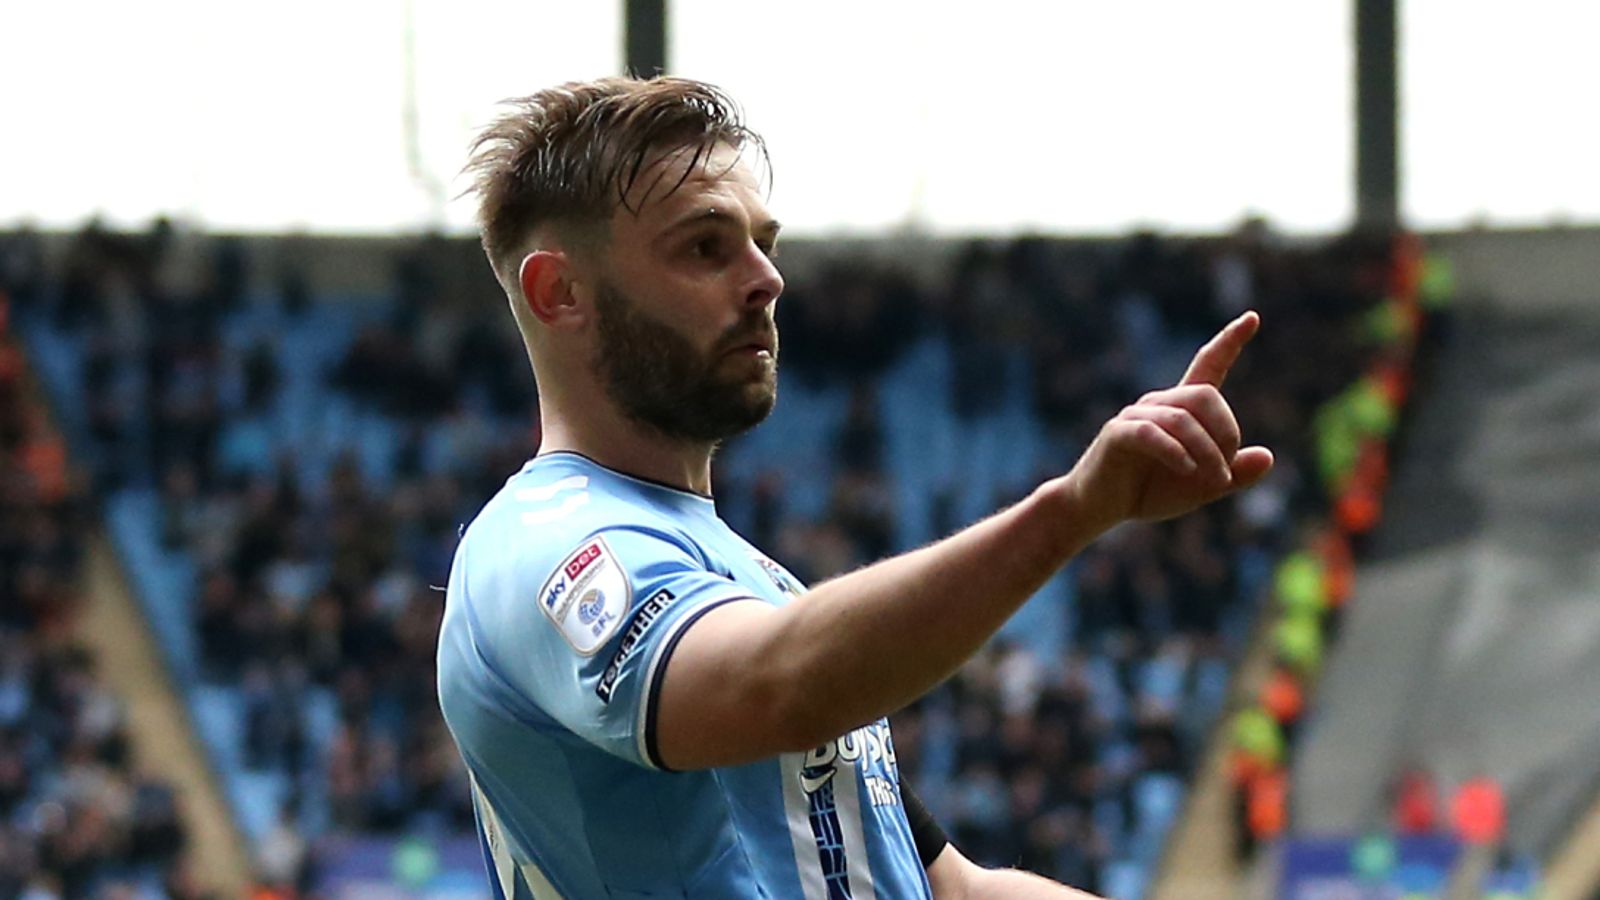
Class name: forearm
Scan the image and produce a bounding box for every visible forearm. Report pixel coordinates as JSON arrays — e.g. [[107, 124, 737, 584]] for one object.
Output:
[[766, 477, 1101, 744], [928, 845, 1106, 900], [964, 867, 1105, 900]]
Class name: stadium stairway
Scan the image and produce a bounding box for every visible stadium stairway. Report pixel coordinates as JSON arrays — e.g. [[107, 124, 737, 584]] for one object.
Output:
[[1147, 588, 1281, 900], [11, 326, 253, 893], [1291, 230, 1600, 893], [20, 298, 385, 855], [77, 532, 253, 894]]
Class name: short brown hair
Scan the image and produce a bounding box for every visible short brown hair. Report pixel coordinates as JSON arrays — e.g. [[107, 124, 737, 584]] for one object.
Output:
[[464, 76, 766, 286]]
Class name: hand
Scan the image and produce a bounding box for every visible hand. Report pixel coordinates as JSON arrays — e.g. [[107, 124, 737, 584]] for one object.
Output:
[[1058, 311, 1275, 532]]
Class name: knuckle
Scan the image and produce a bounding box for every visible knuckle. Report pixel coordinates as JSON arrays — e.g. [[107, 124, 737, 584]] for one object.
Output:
[[1131, 421, 1162, 442]]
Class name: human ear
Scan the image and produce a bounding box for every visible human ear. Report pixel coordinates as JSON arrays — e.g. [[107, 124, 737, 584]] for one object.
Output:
[[518, 250, 584, 327]]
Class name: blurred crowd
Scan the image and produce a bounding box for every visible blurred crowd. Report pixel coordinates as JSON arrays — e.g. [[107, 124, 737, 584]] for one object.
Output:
[[770, 232, 1398, 892], [0, 217, 1403, 895], [1223, 234, 1452, 865], [0, 251, 200, 898]]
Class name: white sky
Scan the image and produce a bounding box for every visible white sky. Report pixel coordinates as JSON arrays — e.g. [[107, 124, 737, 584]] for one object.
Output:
[[1402, 0, 1600, 228], [676, 0, 1353, 235], [0, 1, 1593, 235]]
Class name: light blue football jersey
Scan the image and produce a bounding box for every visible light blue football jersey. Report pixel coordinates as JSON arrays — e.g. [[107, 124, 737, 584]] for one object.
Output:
[[437, 451, 933, 899]]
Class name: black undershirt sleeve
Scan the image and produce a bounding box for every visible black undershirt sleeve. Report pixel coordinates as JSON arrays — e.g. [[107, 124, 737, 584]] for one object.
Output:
[[899, 780, 951, 869]]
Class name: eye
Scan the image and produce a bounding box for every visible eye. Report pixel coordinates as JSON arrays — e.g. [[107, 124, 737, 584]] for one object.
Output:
[[690, 236, 722, 260], [757, 240, 780, 261]]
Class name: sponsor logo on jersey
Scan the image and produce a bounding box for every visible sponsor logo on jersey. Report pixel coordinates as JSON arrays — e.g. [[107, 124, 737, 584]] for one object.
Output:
[[565, 544, 603, 582], [595, 588, 678, 703], [798, 720, 900, 807], [751, 553, 806, 599], [538, 536, 629, 655], [577, 589, 606, 625]]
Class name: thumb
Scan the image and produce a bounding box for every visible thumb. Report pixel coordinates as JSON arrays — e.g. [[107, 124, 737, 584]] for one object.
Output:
[[1228, 446, 1275, 491]]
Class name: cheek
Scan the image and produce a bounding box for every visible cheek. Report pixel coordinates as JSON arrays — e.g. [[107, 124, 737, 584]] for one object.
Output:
[[656, 287, 737, 348], [631, 298, 723, 365], [614, 256, 741, 349]]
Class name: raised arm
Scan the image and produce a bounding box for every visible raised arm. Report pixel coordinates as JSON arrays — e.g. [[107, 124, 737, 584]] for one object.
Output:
[[656, 312, 1274, 770]]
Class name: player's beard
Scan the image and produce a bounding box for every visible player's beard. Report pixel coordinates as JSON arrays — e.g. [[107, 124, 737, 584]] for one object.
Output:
[[592, 278, 778, 444]]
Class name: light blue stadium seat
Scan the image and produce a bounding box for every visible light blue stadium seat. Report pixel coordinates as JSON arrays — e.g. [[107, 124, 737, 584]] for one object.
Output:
[[1191, 657, 1231, 720], [1133, 773, 1182, 826], [217, 414, 277, 478], [1085, 656, 1129, 724], [1094, 796, 1127, 845], [1132, 773, 1185, 838], [1138, 655, 1187, 709], [232, 769, 289, 843], [996, 572, 1072, 665], [196, 684, 291, 841], [192, 685, 244, 768], [734, 379, 849, 521], [1101, 858, 1147, 900]]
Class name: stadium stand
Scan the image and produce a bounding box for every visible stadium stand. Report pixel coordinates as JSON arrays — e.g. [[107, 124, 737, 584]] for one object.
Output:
[[1260, 228, 1589, 900], [10, 217, 1404, 897], [1218, 234, 1440, 857], [0, 256, 203, 898]]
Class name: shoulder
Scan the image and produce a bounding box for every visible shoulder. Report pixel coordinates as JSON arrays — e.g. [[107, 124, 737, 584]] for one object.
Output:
[[459, 456, 713, 593], [447, 455, 743, 673]]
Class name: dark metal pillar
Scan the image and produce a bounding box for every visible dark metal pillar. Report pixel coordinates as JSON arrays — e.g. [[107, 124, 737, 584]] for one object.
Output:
[[1356, 0, 1399, 229], [625, 0, 668, 77]]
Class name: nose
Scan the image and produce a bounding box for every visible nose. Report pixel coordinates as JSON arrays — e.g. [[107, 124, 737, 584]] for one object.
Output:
[[742, 244, 784, 310]]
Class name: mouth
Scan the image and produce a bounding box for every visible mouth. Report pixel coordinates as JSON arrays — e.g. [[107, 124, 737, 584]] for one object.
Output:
[[725, 333, 777, 359]]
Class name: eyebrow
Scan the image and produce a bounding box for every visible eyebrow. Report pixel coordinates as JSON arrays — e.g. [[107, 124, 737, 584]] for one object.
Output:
[[663, 207, 783, 241]]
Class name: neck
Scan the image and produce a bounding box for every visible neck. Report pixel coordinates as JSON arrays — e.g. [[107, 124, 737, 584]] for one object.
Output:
[[537, 402, 717, 497]]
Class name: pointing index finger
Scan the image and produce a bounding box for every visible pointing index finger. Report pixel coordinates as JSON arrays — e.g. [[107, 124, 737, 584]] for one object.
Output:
[[1180, 311, 1260, 388]]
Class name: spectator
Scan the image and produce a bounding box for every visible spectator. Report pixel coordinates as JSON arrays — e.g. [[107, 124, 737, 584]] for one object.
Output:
[[1393, 767, 1440, 835]]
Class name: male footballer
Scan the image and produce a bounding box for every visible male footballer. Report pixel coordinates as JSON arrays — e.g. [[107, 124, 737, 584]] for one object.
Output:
[[436, 75, 1272, 899]]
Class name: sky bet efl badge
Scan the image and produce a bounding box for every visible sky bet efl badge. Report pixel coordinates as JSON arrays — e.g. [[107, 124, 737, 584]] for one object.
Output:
[[539, 536, 629, 655]]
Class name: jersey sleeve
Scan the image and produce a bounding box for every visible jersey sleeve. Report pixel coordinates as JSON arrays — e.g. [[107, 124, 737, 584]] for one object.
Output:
[[488, 525, 756, 770]]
